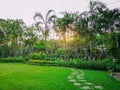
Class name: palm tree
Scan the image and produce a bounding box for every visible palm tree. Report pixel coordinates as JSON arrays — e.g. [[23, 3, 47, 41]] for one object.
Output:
[[34, 10, 56, 54], [74, 12, 89, 59], [4, 19, 27, 56], [87, 0, 107, 60], [0, 19, 6, 46], [23, 25, 37, 56], [55, 12, 75, 60], [101, 8, 120, 59]]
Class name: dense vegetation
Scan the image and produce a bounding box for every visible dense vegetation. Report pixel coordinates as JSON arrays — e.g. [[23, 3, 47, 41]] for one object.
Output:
[[0, 1, 120, 71]]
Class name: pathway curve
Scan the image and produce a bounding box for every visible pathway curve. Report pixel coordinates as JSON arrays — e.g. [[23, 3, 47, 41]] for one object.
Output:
[[68, 69, 104, 90]]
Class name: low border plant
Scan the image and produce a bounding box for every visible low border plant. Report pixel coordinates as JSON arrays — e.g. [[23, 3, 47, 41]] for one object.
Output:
[[0, 57, 28, 63]]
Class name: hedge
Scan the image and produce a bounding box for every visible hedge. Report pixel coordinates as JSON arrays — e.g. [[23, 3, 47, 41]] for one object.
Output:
[[27, 59, 120, 72], [0, 57, 28, 63]]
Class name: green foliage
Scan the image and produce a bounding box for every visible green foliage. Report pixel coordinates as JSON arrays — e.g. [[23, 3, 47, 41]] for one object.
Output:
[[0, 2, 120, 70], [28, 60, 56, 66], [0, 57, 27, 63], [33, 41, 44, 51], [55, 59, 69, 67], [103, 57, 116, 71], [0, 46, 10, 57], [78, 60, 107, 70], [59, 58, 106, 70], [55, 48, 66, 57], [115, 64, 120, 72], [27, 58, 120, 72], [29, 52, 47, 60]]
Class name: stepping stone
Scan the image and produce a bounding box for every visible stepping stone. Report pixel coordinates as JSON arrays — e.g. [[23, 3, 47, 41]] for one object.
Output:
[[73, 72, 79, 74], [77, 76, 84, 79], [85, 82, 93, 85], [76, 74, 84, 78], [74, 82, 81, 86], [71, 73, 77, 75], [71, 69, 76, 72], [81, 86, 91, 89], [76, 75, 84, 78], [94, 86, 103, 89], [69, 79, 76, 82], [76, 76, 84, 79]]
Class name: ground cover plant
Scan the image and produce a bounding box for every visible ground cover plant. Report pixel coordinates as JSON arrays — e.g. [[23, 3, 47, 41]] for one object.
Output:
[[0, 63, 120, 90]]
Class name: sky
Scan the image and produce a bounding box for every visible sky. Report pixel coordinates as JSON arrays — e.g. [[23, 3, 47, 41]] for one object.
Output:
[[0, 0, 120, 26]]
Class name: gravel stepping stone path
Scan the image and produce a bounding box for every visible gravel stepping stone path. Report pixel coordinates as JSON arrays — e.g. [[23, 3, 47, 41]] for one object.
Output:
[[85, 82, 93, 85], [94, 86, 103, 89], [74, 83, 81, 86], [68, 77, 73, 79], [77, 77, 84, 79], [67, 69, 104, 90], [69, 79, 77, 82], [81, 86, 91, 89]]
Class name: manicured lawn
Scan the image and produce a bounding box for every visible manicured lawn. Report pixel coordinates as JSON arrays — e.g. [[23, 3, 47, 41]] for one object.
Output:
[[0, 63, 120, 90]]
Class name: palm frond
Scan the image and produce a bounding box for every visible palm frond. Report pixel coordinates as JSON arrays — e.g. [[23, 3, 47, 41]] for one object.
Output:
[[33, 12, 45, 23], [46, 9, 55, 20], [48, 15, 56, 23], [89, 1, 107, 13]]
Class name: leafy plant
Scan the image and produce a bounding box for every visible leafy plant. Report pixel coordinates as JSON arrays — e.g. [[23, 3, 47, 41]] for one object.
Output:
[[0, 57, 27, 63]]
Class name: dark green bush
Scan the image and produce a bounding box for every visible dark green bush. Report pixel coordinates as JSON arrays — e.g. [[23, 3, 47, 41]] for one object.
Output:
[[115, 64, 120, 72], [27, 58, 120, 72], [29, 52, 47, 60], [0, 46, 10, 57], [0, 57, 27, 63], [54, 59, 108, 70], [72, 60, 107, 70]]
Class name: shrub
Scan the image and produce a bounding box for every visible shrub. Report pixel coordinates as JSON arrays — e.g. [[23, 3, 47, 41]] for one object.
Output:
[[27, 58, 120, 72], [28, 60, 56, 66], [0, 46, 10, 57], [115, 64, 120, 72], [29, 52, 47, 60], [55, 59, 69, 67], [54, 59, 108, 70], [0, 57, 27, 63]]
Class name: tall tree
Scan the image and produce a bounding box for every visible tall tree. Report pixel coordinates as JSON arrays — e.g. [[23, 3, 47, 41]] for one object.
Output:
[[34, 10, 56, 54], [55, 12, 75, 60]]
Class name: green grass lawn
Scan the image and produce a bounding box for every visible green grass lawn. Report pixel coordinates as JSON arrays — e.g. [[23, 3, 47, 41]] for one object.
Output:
[[0, 63, 120, 90]]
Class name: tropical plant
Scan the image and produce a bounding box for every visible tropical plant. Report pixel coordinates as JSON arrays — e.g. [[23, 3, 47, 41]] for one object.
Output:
[[34, 10, 56, 54]]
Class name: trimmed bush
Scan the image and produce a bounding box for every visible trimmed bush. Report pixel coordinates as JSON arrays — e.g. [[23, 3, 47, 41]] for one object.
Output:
[[27, 59, 107, 70], [28, 60, 56, 66], [0, 57, 27, 63], [67, 59, 107, 70], [27, 58, 120, 72]]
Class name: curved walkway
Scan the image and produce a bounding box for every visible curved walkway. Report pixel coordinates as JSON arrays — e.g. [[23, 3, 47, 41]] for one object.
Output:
[[68, 69, 103, 90]]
